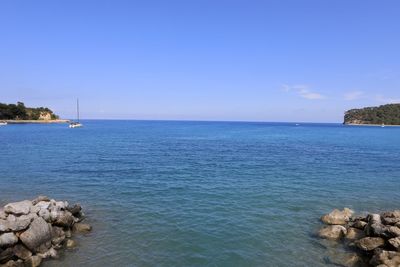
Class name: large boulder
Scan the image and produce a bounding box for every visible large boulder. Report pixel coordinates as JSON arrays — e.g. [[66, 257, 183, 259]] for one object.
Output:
[[370, 249, 400, 267], [19, 217, 52, 253], [388, 237, 400, 251], [388, 226, 400, 237], [321, 208, 354, 225], [4, 201, 32, 215], [382, 210, 400, 225], [0, 233, 18, 247], [355, 237, 385, 251], [0, 218, 31, 232], [365, 214, 391, 238], [318, 225, 347, 240]]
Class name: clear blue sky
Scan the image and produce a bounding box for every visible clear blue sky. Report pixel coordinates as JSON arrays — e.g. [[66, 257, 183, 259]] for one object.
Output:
[[1, 0, 399, 122]]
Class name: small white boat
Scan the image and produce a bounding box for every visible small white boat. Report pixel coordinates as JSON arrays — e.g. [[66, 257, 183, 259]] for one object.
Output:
[[0, 121, 7, 126], [69, 99, 83, 128], [69, 122, 83, 128], [381, 123, 385, 128]]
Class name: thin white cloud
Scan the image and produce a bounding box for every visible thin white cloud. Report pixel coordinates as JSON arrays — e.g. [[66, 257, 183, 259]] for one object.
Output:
[[344, 91, 364, 101], [282, 84, 325, 100], [375, 94, 400, 104]]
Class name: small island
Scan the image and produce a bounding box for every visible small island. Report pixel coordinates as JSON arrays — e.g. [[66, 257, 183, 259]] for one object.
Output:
[[344, 103, 400, 126], [0, 102, 68, 124]]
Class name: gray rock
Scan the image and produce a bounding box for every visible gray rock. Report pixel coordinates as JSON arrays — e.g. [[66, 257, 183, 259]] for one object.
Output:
[[355, 237, 385, 251], [0, 259, 24, 267], [24, 255, 42, 267], [18, 213, 38, 222], [38, 208, 50, 222], [73, 223, 92, 233], [53, 211, 74, 227], [365, 214, 391, 238], [34, 201, 50, 210], [19, 217, 52, 253], [67, 204, 82, 217], [4, 201, 32, 215], [38, 247, 58, 259], [32, 196, 50, 205], [0, 247, 14, 264], [51, 226, 65, 246], [321, 208, 354, 225], [318, 225, 347, 240], [12, 244, 32, 260], [0, 218, 31, 232], [0, 233, 18, 247], [388, 237, 400, 251], [0, 209, 6, 220]]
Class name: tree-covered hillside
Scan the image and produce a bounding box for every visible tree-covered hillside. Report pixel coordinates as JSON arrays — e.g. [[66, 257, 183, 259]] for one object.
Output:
[[0, 102, 59, 120], [344, 104, 400, 125]]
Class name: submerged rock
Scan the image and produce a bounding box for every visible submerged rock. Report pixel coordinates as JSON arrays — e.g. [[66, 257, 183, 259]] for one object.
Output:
[[319, 225, 347, 240], [328, 251, 363, 267], [73, 223, 92, 233], [65, 239, 77, 249], [24, 255, 42, 267], [321, 208, 354, 225]]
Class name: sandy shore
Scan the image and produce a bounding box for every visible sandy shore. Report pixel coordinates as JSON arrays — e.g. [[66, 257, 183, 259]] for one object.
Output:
[[344, 123, 400, 127], [4, 119, 70, 124]]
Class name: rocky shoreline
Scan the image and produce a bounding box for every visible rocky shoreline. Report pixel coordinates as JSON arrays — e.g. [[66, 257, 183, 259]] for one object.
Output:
[[0, 196, 91, 267], [4, 120, 69, 124], [318, 208, 400, 267]]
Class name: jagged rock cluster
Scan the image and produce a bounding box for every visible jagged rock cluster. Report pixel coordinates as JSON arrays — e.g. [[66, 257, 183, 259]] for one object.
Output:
[[0, 196, 92, 267], [319, 208, 400, 267]]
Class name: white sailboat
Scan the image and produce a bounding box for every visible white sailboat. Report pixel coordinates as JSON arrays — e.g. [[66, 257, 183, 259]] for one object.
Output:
[[69, 99, 83, 128]]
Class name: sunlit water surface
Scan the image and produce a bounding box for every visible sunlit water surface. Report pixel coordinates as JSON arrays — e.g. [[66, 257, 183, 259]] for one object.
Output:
[[1, 121, 399, 266]]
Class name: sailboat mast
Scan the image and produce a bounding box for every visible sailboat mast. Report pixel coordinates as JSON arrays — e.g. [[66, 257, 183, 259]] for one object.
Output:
[[77, 98, 80, 122]]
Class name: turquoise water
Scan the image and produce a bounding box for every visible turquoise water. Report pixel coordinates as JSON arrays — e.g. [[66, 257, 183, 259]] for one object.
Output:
[[1, 121, 400, 266]]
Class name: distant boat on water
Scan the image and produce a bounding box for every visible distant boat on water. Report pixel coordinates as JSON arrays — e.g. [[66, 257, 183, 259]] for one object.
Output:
[[69, 99, 83, 128], [381, 123, 385, 128], [0, 121, 7, 126]]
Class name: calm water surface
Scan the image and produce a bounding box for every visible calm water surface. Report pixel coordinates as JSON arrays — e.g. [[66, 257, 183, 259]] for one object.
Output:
[[1, 121, 399, 266]]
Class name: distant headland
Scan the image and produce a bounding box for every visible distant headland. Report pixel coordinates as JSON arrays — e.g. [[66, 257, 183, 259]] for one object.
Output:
[[344, 103, 400, 126], [0, 102, 68, 123]]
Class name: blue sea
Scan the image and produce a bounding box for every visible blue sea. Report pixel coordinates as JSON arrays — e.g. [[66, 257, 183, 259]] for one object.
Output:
[[1, 121, 399, 266]]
